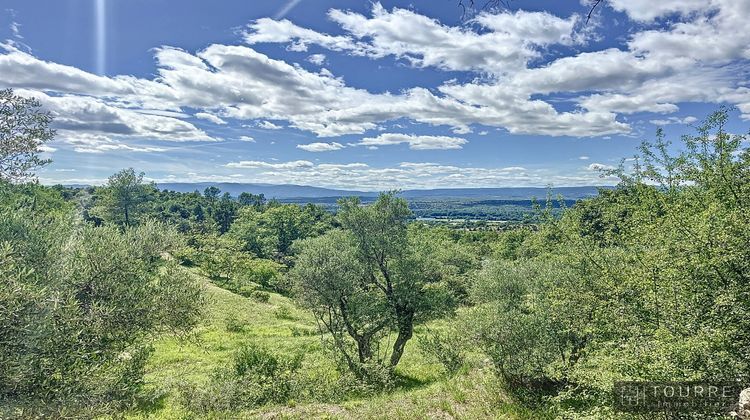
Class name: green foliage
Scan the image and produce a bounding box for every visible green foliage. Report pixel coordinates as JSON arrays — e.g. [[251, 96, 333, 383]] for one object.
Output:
[[229, 203, 332, 260], [92, 168, 156, 227], [250, 290, 271, 303], [460, 109, 750, 417], [417, 328, 466, 375], [291, 192, 476, 382], [0, 199, 203, 413], [180, 343, 303, 412], [273, 304, 296, 320], [196, 233, 249, 280], [195, 233, 288, 297], [0, 88, 55, 181]]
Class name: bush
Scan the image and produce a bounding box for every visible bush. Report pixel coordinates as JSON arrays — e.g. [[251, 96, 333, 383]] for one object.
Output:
[[274, 304, 295, 320], [0, 204, 203, 413], [180, 343, 303, 411], [458, 111, 750, 417], [250, 290, 270, 303], [417, 329, 466, 375], [224, 315, 247, 333]]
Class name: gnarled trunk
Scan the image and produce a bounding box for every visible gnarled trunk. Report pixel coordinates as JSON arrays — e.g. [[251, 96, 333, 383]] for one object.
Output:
[[389, 310, 414, 366]]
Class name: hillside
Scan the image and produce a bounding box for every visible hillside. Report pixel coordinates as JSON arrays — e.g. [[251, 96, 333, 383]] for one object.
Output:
[[129, 267, 538, 419]]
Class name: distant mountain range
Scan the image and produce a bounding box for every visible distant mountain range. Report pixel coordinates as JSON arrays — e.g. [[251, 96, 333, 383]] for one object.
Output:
[[155, 182, 610, 201]]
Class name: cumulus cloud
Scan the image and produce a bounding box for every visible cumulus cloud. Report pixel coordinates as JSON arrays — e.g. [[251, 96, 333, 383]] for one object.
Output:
[[12, 89, 212, 144], [587, 163, 615, 171], [195, 112, 227, 125], [307, 53, 326, 65], [246, 3, 583, 73], [221, 159, 618, 190], [649, 116, 698, 125], [2, 0, 748, 159], [55, 132, 168, 154], [608, 0, 711, 22], [225, 160, 314, 169], [358, 133, 467, 150], [297, 142, 345, 152], [238, 135, 255, 142], [257, 120, 283, 130], [38, 145, 56, 153]]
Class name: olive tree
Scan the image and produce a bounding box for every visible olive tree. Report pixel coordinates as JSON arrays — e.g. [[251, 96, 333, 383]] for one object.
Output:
[[291, 192, 463, 375], [0, 89, 55, 181], [0, 207, 204, 412]]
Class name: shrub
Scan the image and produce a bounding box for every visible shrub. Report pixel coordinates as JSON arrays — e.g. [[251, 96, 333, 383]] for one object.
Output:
[[0, 204, 203, 413], [250, 290, 270, 303], [180, 343, 303, 411], [224, 316, 247, 333], [417, 329, 466, 375], [273, 304, 295, 320]]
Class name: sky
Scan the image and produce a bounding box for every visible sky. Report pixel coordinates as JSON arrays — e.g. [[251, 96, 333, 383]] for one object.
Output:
[[1, 0, 749, 190]]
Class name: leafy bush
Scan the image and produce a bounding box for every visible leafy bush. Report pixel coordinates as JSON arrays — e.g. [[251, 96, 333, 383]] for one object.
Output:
[[0, 204, 203, 414], [250, 290, 270, 303], [224, 315, 247, 333], [180, 343, 303, 411], [274, 304, 295, 320], [417, 329, 466, 375]]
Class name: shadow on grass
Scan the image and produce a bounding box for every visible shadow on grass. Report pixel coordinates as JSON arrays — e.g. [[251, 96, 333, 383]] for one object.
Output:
[[393, 371, 434, 391], [133, 388, 169, 415]]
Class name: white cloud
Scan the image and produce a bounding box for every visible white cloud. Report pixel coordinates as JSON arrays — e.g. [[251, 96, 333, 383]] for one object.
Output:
[[607, 0, 711, 22], [0, 28, 629, 139], [195, 112, 227, 125], [245, 18, 361, 53], [53, 132, 168, 154], [220, 159, 618, 190], [307, 53, 327, 65], [297, 142, 345, 152], [579, 156, 590, 160], [649, 116, 698, 125], [587, 163, 615, 171], [358, 133, 467, 150], [238, 135, 255, 142], [39, 145, 56, 153], [225, 160, 314, 169], [257, 120, 283, 130], [10, 22, 22, 39], [247, 4, 583, 73], [3, 0, 748, 148], [13, 89, 212, 143]]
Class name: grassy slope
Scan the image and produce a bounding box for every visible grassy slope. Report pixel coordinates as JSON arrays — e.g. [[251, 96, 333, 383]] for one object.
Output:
[[124, 268, 538, 419]]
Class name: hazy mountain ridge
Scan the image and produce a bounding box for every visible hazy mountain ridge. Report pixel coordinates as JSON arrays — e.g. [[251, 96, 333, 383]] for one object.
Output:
[[155, 182, 610, 200]]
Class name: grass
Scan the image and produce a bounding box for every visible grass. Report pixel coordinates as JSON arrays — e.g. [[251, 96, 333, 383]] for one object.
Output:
[[118, 267, 540, 419]]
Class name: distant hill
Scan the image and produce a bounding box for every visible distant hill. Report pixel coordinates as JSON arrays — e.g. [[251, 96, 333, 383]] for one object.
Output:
[[155, 182, 609, 201], [156, 182, 374, 199]]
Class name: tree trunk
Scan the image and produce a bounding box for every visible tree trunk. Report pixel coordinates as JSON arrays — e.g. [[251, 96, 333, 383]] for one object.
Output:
[[389, 311, 414, 366], [357, 336, 373, 363]]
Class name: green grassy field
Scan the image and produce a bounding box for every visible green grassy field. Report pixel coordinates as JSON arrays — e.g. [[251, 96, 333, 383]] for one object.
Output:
[[120, 267, 539, 419]]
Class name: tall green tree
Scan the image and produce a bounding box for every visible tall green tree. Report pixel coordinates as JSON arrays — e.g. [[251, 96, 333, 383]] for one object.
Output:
[[213, 192, 238, 234], [0, 89, 55, 181], [95, 168, 154, 227]]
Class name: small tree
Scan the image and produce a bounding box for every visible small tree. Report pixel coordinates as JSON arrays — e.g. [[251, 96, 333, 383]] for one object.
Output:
[[95, 168, 154, 227], [0, 89, 55, 181], [292, 192, 459, 374]]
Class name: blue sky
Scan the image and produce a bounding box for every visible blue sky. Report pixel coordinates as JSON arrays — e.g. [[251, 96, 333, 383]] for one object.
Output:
[[1, 0, 749, 190]]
